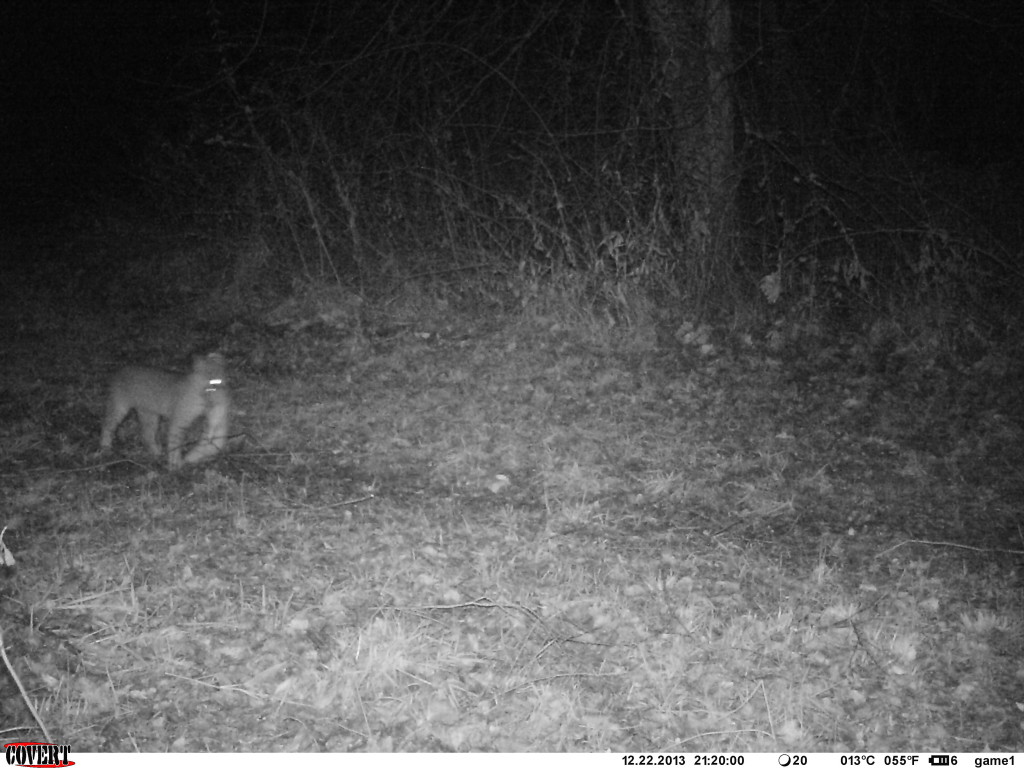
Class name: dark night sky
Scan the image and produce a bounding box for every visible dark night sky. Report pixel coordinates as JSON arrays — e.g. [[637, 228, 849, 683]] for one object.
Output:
[[1, 1, 210, 219], [2, 0, 1022, 225], [4, 3, 373, 214]]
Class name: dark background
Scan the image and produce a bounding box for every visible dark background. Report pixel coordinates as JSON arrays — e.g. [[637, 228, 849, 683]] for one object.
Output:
[[3, 1, 1021, 219]]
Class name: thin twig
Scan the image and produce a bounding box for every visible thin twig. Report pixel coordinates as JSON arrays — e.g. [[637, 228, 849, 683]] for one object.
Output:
[[877, 538, 1024, 558], [0, 625, 54, 743]]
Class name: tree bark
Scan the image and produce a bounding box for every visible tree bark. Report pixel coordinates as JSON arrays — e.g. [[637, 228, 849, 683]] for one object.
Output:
[[644, 0, 735, 286]]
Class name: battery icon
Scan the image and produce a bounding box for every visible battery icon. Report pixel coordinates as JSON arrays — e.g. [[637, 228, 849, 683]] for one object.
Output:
[[928, 757, 950, 766]]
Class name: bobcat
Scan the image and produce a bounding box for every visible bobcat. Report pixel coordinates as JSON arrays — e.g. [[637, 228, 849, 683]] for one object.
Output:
[[100, 352, 231, 469]]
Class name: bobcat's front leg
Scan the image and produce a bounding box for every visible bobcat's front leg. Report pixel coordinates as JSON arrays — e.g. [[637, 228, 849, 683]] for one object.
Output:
[[181, 389, 231, 466]]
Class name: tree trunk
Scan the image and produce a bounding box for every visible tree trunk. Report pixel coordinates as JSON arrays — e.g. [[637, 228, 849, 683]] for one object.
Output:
[[643, 0, 736, 292]]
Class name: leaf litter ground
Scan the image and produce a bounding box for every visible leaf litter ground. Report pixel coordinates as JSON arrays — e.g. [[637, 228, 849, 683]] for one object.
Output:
[[1, 296, 1022, 751]]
